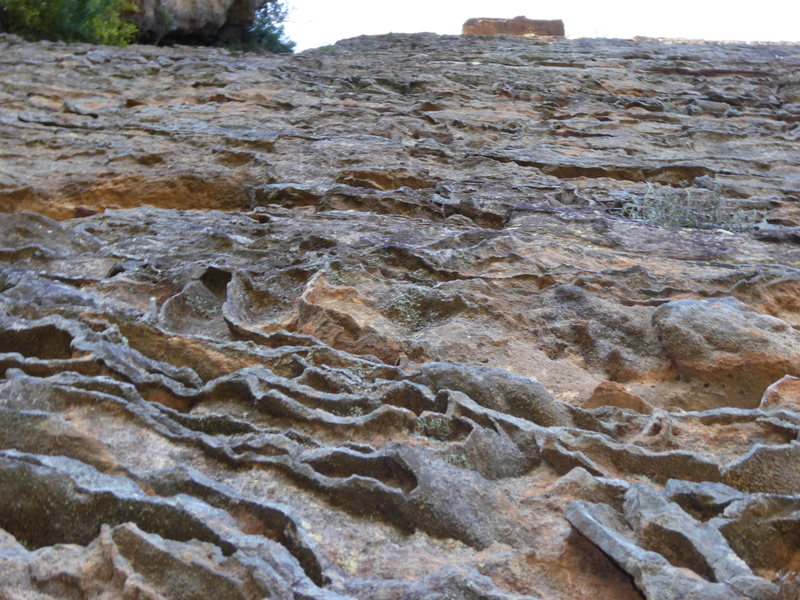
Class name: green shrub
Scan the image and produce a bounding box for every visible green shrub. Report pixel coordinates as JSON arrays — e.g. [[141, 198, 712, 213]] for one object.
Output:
[[621, 183, 758, 232], [0, 0, 138, 45]]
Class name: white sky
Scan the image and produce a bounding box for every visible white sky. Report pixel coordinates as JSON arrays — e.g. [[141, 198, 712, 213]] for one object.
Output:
[[283, 0, 800, 52]]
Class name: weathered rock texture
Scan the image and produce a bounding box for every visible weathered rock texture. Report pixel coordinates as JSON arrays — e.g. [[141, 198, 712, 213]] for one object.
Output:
[[463, 16, 566, 37], [131, 0, 263, 44], [1, 31, 800, 600]]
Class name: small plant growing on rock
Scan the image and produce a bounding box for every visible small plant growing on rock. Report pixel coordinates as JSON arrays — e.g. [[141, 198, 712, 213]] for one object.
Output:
[[777, 571, 800, 600], [621, 183, 758, 232], [244, 0, 294, 53], [218, 0, 294, 53], [318, 44, 345, 56], [152, 4, 174, 45]]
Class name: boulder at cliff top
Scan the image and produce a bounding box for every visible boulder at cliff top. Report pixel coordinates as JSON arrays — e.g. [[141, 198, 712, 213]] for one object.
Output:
[[463, 16, 566, 36]]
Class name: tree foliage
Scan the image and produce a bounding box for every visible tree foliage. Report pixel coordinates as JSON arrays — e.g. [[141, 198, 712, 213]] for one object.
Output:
[[246, 0, 294, 53], [0, 0, 294, 51], [0, 0, 138, 45]]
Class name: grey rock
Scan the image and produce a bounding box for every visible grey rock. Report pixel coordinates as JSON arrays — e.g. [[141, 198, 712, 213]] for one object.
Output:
[[566, 497, 778, 600], [722, 442, 800, 494], [411, 362, 573, 427], [623, 483, 753, 583], [663, 479, 746, 520]]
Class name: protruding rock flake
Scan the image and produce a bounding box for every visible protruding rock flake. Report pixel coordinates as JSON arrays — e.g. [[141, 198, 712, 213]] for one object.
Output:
[[1, 30, 799, 600]]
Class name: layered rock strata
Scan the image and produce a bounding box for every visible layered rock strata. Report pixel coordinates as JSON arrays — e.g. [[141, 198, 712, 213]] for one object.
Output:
[[1, 31, 799, 600]]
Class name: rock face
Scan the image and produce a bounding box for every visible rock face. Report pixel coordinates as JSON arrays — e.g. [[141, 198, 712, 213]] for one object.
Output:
[[463, 16, 565, 36], [131, 0, 262, 43], [1, 30, 800, 600]]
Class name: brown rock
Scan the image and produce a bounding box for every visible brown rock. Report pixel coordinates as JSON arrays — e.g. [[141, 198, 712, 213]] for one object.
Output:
[[759, 374, 800, 412], [74, 206, 99, 218], [584, 381, 653, 414], [653, 297, 800, 408], [463, 16, 565, 37]]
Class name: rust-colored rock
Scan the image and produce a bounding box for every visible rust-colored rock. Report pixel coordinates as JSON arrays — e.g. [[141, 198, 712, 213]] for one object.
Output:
[[759, 374, 800, 412], [584, 381, 652, 414], [463, 16, 565, 37]]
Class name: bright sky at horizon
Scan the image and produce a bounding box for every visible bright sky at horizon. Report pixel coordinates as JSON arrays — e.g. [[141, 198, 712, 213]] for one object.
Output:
[[283, 0, 800, 52]]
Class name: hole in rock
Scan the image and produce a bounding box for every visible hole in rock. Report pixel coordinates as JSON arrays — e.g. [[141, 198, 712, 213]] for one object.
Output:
[[200, 266, 233, 297], [642, 524, 717, 582], [295, 368, 343, 394], [0, 325, 74, 359], [299, 235, 337, 251], [141, 385, 193, 412], [308, 453, 418, 494]]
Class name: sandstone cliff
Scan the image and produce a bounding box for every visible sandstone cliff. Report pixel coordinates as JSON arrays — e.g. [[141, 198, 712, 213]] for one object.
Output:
[[1, 31, 799, 600]]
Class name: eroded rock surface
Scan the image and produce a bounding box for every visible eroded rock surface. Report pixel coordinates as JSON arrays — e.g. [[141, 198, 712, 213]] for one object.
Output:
[[1, 31, 799, 600]]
